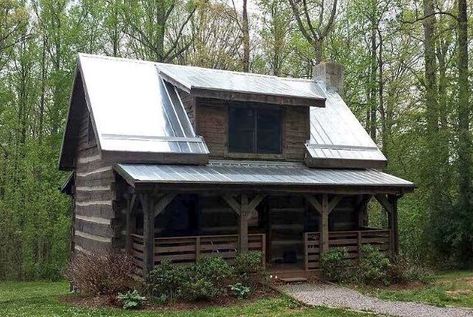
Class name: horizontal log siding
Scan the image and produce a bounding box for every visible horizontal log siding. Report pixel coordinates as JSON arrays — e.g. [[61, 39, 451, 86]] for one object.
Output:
[[195, 98, 309, 161], [284, 107, 309, 160], [72, 103, 118, 253], [196, 99, 227, 158]]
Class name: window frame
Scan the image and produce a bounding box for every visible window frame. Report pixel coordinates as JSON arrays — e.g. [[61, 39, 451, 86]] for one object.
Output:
[[227, 103, 283, 157]]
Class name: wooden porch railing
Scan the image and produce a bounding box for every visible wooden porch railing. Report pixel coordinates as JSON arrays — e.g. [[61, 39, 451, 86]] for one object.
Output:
[[304, 229, 391, 271], [131, 233, 266, 275]]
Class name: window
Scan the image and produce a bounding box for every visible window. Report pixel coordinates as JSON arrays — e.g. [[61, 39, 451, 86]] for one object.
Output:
[[228, 105, 282, 154]]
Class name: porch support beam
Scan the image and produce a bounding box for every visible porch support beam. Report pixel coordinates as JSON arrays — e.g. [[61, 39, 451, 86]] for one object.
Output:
[[222, 194, 265, 253], [153, 193, 177, 217], [305, 194, 343, 254], [139, 192, 154, 276]]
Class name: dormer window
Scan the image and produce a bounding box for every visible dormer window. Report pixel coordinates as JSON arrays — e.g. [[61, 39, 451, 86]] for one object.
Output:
[[228, 104, 282, 154]]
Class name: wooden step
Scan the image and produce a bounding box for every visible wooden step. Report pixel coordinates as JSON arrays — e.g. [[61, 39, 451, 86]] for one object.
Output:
[[279, 277, 308, 283], [268, 268, 312, 280]]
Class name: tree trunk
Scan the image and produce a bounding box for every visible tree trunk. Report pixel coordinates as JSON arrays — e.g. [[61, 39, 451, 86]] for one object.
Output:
[[369, 23, 377, 142], [457, 0, 471, 211], [242, 0, 250, 72]]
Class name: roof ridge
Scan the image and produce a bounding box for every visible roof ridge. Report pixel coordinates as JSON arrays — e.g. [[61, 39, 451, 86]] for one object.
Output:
[[78, 53, 313, 83]]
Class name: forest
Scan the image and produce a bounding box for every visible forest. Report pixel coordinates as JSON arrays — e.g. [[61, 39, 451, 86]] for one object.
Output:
[[0, 0, 471, 280]]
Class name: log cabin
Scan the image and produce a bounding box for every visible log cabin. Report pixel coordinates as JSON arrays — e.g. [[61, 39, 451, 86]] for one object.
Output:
[[60, 54, 414, 279]]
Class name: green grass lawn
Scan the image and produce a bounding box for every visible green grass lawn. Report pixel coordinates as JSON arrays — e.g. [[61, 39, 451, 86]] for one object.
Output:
[[367, 270, 473, 308], [0, 281, 376, 317]]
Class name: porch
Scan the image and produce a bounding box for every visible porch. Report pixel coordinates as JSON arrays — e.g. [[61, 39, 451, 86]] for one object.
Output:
[[128, 228, 391, 276], [114, 161, 413, 277]]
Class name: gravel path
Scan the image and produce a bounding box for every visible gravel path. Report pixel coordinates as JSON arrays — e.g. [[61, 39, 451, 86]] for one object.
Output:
[[278, 283, 473, 317]]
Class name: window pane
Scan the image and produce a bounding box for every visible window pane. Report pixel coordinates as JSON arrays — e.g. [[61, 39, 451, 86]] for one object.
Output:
[[228, 107, 255, 153], [257, 109, 281, 154]]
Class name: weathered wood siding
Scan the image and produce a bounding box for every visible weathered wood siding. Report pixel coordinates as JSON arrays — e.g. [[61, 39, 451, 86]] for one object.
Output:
[[73, 102, 122, 254], [177, 88, 195, 127], [195, 99, 227, 158], [194, 98, 310, 161]]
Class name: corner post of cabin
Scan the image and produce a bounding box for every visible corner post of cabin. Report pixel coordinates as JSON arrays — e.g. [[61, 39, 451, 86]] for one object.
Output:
[[139, 191, 154, 277], [125, 192, 137, 255]]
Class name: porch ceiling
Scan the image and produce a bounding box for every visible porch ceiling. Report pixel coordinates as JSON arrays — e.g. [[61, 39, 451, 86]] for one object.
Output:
[[114, 160, 414, 194]]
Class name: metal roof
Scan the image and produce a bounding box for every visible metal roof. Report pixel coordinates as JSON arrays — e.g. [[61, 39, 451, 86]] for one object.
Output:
[[156, 63, 326, 102], [306, 88, 387, 167], [78, 54, 208, 156], [115, 160, 414, 190]]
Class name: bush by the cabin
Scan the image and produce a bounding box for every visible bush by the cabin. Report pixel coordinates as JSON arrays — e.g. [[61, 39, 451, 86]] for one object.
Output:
[[146, 256, 233, 301], [388, 257, 433, 285], [233, 251, 265, 285], [354, 245, 391, 285], [146, 252, 266, 303], [145, 259, 187, 301], [64, 252, 136, 296], [320, 247, 351, 282]]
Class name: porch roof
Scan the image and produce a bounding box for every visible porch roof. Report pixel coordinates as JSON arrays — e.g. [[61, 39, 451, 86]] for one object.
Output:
[[114, 160, 414, 193]]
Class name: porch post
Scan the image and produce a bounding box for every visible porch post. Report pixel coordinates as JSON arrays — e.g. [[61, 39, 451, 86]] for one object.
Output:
[[321, 195, 329, 253], [239, 194, 249, 252], [139, 192, 154, 276], [375, 194, 399, 257], [389, 194, 400, 256], [222, 193, 265, 254], [305, 194, 342, 255]]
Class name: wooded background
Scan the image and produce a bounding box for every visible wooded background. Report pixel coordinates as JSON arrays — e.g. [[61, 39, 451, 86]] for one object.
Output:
[[0, 0, 471, 280]]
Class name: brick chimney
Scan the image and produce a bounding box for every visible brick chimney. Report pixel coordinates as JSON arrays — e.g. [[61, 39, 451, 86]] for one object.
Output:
[[313, 62, 344, 95]]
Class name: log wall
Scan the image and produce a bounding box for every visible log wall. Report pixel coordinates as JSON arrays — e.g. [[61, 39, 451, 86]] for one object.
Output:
[[72, 102, 123, 254]]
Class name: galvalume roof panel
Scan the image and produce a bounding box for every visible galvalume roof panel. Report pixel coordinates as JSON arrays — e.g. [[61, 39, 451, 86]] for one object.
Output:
[[78, 54, 208, 156], [115, 160, 414, 188]]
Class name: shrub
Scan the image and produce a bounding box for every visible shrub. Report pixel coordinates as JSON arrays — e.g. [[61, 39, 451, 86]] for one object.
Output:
[[117, 290, 146, 309], [355, 245, 390, 285], [64, 251, 136, 296], [146, 260, 187, 300], [320, 247, 350, 282], [229, 283, 251, 299], [233, 251, 264, 284], [388, 256, 433, 284], [180, 257, 234, 301], [194, 256, 233, 285], [146, 256, 233, 302], [181, 278, 219, 301]]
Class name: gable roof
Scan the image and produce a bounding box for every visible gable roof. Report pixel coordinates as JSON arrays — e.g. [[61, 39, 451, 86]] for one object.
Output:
[[60, 54, 386, 171], [59, 54, 210, 170]]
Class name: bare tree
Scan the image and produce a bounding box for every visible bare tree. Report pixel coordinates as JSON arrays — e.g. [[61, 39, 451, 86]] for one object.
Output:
[[288, 0, 338, 64]]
